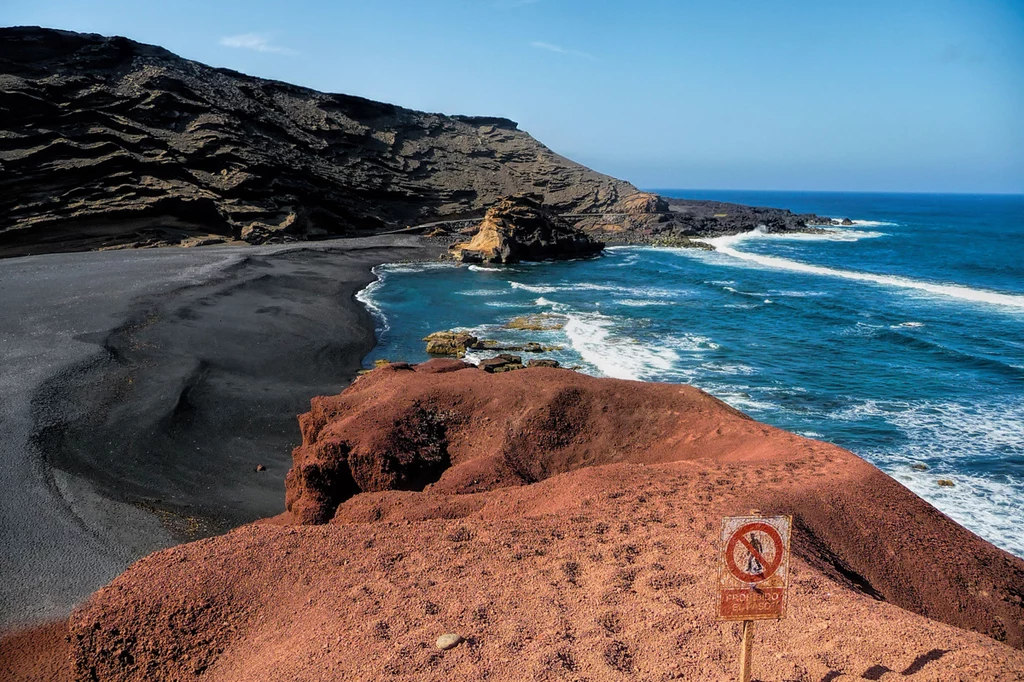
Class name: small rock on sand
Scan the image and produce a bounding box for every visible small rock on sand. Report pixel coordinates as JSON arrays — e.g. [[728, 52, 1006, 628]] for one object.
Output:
[[435, 633, 463, 650]]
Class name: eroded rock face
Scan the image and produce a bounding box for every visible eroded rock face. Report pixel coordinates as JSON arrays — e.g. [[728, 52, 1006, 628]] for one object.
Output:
[[451, 195, 604, 264], [0, 28, 636, 256]]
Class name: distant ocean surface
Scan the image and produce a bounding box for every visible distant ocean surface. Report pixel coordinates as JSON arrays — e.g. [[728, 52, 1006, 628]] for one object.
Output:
[[360, 190, 1024, 558]]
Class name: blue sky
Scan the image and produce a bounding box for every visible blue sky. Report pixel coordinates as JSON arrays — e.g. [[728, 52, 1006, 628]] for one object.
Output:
[[4, 0, 1022, 193]]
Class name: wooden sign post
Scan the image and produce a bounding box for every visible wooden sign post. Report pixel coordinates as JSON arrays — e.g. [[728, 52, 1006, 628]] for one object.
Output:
[[717, 514, 792, 682]]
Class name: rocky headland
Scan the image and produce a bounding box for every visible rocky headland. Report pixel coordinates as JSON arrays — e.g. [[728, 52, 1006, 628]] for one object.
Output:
[[49, 361, 1024, 680], [1, 27, 831, 259]]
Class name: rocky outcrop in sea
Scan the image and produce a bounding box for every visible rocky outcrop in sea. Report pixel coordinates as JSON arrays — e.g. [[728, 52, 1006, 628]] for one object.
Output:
[[450, 194, 604, 264]]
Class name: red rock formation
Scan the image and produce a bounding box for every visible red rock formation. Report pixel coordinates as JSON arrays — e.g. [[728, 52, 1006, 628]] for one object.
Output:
[[285, 361, 1024, 646], [67, 362, 1024, 680]]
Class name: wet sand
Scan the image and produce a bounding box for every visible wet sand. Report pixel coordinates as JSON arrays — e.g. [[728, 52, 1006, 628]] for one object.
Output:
[[0, 235, 439, 630]]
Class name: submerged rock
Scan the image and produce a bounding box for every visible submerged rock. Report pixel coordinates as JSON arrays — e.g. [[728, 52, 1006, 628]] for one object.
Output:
[[450, 195, 604, 264], [504, 314, 567, 331], [522, 342, 560, 353]]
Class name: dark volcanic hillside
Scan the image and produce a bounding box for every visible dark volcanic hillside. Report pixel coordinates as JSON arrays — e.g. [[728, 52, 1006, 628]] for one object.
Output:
[[0, 27, 828, 257], [0, 27, 642, 255]]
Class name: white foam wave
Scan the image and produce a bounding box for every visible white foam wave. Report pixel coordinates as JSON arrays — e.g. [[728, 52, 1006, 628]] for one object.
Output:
[[703, 388, 776, 413], [835, 322, 884, 338], [723, 286, 765, 297], [611, 254, 641, 267], [895, 470, 1024, 558], [467, 264, 498, 272], [774, 290, 827, 298], [848, 219, 897, 227], [510, 281, 559, 294], [767, 228, 886, 242], [893, 321, 924, 328], [634, 286, 683, 299], [702, 362, 758, 376], [662, 333, 720, 352], [834, 398, 1024, 556], [485, 300, 532, 308], [888, 401, 1024, 463], [698, 230, 1024, 309], [378, 261, 459, 274], [614, 299, 673, 307], [563, 312, 680, 380], [573, 283, 628, 292], [457, 289, 508, 297], [534, 297, 570, 312], [512, 280, 672, 298], [355, 269, 389, 333]]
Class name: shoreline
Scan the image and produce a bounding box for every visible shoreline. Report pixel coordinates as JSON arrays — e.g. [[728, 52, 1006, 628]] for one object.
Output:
[[0, 235, 442, 631]]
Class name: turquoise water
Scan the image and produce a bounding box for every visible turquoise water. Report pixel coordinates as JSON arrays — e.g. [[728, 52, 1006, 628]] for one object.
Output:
[[359, 191, 1024, 558]]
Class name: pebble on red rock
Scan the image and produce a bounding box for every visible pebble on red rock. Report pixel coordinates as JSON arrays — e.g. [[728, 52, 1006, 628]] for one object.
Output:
[[435, 633, 464, 650]]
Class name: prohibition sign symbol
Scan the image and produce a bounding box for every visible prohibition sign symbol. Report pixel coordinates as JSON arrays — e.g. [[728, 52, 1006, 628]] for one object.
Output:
[[725, 522, 785, 584]]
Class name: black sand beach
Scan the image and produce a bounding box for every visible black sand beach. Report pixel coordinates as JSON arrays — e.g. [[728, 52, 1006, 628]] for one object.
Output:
[[0, 235, 439, 629]]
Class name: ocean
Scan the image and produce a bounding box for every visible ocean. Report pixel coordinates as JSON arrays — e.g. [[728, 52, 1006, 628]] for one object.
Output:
[[359, 191, 1024, 558]]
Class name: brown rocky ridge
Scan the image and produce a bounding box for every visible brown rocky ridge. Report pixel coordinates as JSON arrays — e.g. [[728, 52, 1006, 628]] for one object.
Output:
[[62, 361, 1024, 681], [450, 194, 604, 263], [1, 27, 833, 258]]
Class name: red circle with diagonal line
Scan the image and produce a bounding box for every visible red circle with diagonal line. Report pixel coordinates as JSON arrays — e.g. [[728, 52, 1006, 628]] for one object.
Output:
[[725, 522, 785, 583]]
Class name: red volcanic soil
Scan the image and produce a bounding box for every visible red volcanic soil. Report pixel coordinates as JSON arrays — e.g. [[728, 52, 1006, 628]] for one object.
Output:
[[0, 621, 72, 682], [65, 362, 1024, 680]]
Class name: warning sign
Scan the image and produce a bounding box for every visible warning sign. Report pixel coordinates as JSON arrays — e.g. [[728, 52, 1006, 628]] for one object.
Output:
[[717, 515, 792, 621]]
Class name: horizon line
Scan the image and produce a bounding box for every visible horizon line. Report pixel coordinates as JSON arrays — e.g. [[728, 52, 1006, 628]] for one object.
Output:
[[645, 188, 1024, 197]]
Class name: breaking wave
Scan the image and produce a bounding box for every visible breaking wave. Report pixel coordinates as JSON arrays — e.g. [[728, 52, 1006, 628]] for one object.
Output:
[[563, 312, 680, 381], [697, 230, 1024, 309]]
